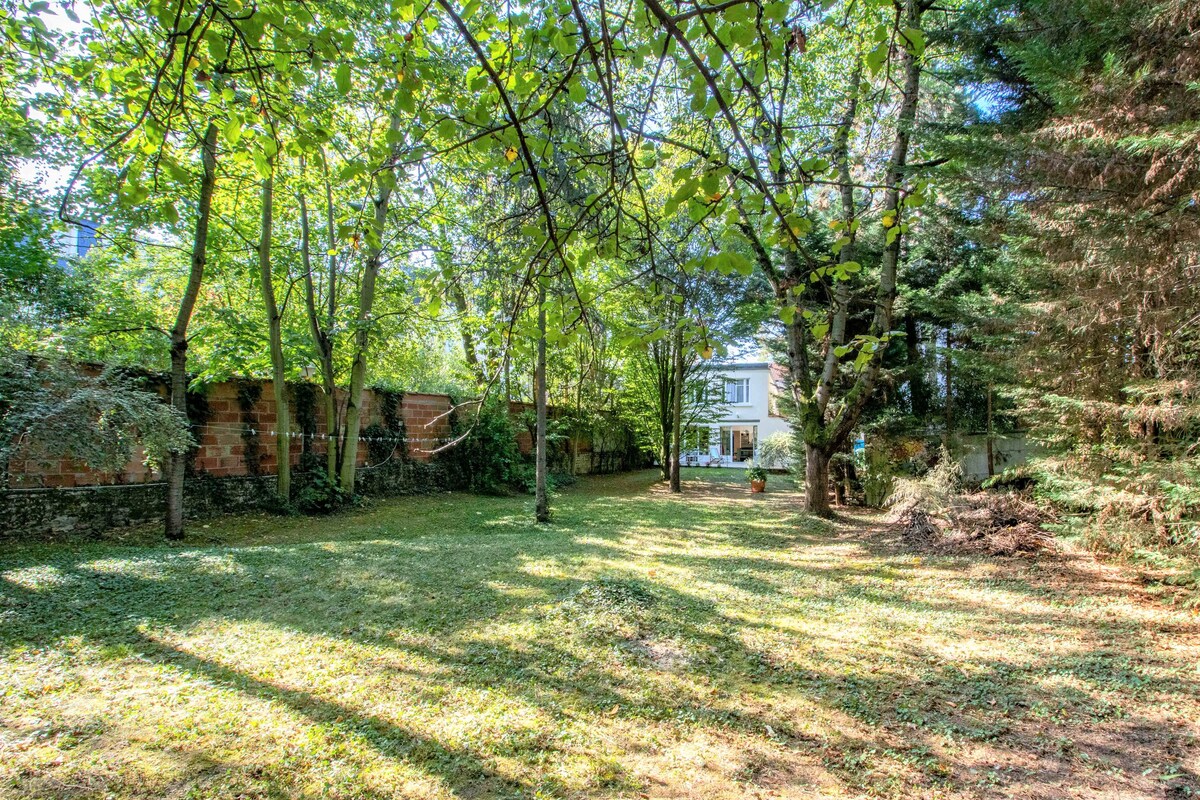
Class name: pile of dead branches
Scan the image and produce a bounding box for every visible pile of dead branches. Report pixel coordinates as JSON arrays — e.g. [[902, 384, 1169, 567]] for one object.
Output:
[[890, 491, 1057, 556]]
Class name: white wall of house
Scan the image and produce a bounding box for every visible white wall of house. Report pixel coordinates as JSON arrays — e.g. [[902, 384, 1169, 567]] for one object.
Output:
[[679, 362, 794, 468], [53, 220, 99, 270]]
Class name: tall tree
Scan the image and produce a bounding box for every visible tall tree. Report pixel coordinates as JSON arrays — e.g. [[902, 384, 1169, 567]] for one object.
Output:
[[164, 121, 218, 539], [256, 162, 290, 502]]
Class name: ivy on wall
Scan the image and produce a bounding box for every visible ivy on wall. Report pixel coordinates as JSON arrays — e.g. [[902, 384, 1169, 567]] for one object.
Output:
[[236, 379, 263, 477]]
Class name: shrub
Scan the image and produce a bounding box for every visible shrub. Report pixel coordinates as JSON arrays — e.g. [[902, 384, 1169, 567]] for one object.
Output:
[[758, 431, 793, 471], [437, 397, 524, 494], [362, 421, 406, 465], [858, 441, 897, 508], [886, 447, 962, 515], [747, 464, 768, 482], [510, 464, 576, 495], [295, 469, 351, 514], [0, 355, 192, 479]]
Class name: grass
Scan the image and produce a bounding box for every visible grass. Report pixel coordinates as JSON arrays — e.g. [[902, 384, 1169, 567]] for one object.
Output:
[[1, 468, 1198, 799]]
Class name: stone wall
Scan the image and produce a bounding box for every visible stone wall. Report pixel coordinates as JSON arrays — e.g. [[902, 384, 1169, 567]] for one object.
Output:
[[1, 476, 277, 541]]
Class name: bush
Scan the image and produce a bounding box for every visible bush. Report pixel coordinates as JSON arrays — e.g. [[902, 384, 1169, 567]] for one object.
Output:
[[758, 431, 793, 471], [437, 397, 524, 494], [295, 469, 351, 514], [0, 355, 192, 478], [747, 464, 768, 482], [510, 464, 576, 495], [362, 421, 406, 465], [886, 447, 962, 515]]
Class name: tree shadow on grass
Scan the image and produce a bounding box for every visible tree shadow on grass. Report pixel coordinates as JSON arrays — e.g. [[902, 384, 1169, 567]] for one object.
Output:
[[2, 469, 1198, 798]]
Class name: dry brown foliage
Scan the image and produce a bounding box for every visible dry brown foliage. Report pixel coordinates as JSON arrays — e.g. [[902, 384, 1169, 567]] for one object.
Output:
[[892, 491, 1057, 557]]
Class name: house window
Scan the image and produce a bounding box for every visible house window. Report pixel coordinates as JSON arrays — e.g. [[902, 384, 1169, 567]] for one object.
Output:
[[725, 378, 750, 404]]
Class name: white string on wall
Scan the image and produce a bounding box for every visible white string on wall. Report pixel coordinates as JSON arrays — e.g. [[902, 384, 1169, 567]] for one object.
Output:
[[185, 422, 440, 444]]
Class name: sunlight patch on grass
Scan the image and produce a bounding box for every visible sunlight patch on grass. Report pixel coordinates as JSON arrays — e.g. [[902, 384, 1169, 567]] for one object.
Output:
[[2, 565, 79, 592], [2, 470, 1198, 799]]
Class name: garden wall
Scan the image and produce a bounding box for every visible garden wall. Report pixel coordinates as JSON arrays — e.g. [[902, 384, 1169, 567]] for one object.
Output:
[[2, 378, 640, 541], [957, 431, 1039, 483], [5, 380, 453, 489]]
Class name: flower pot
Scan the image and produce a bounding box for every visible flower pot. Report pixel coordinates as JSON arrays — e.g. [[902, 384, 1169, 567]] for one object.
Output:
[[750, 479, 766, 493]]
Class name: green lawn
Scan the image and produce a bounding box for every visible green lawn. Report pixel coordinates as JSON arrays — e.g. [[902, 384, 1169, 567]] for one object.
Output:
[[2, 469, 1197, 799]]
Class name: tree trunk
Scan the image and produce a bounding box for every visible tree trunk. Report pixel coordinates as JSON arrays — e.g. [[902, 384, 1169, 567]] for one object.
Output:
[[654, 341, 672, 481], [660, 423, 672, 480], [339, 116, 403, 493], [986, 383, 995, 477], [165, 122, 218, 541], [804, 443, 832, 516], [843, 453, 855, 505], [449, 277, 485, 386], [905, 312, 929, 419], [814, 0, 927, 453], [257, 167, 290, 502], [535, 287, 550, 523], [943, 327, 954, 446], [669, 322, 684, 493], [322, 160, 341, 477], [297, 177, 338, 483]]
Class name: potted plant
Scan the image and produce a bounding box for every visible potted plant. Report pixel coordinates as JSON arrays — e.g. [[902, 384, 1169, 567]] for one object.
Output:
[[747, 464, 768, 493]]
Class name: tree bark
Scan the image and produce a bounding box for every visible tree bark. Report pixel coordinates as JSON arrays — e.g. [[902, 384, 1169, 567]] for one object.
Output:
[[297, 175, 338, 482], [258, 167, 289, 502], [986, 383, 995, 477], [535, 286, 550, 523], [804, 442, 831, 516], [654, 340, 672, 481], [669, 321, 684, 493], [165, 121, 218, 541], [338, 115, 404, 493], [321, 160, 341, 476]]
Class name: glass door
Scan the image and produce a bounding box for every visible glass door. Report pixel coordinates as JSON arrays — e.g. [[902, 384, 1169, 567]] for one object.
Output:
[[719, 425, 758, 463]]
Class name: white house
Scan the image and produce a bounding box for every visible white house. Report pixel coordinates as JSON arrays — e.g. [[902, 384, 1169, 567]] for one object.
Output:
[[680, 361, 793, 468], [52, 219, 100, 270]]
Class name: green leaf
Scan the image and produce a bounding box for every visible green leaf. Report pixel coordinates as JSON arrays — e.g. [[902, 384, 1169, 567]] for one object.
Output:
[[866, 42, 887, 76], [801, 157, 829, 174], [223, 118, 242, 146], [671, 178, 698, 204], [335, 62, 351, 95], [553, 31, 573, 57], [902, 28, 926, 57]]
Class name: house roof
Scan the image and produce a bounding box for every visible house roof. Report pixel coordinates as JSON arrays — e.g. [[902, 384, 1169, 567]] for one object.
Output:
[[769, 362, 789, 388], [721, 361, 770, 371]]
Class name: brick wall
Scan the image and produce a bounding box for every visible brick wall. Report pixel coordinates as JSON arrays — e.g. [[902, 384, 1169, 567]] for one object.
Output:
[[7, 380, 454, 489]]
